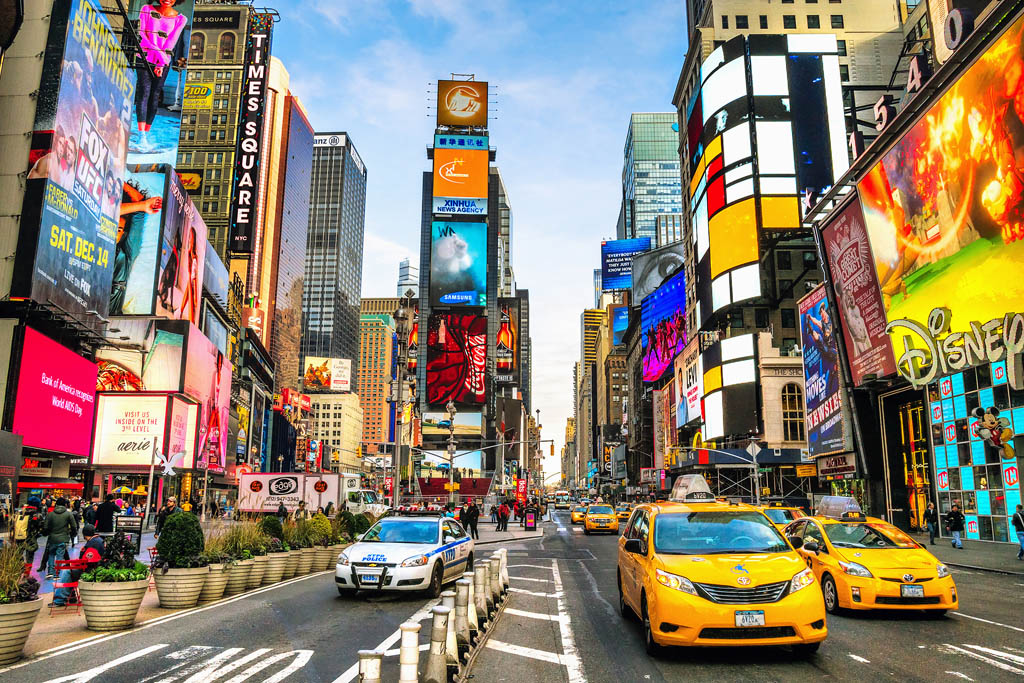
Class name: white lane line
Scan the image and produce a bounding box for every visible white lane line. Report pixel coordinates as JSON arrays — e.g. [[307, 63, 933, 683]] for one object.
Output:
[[953, 612, 1024, 634], [945, 673, 974, 681], [508, 564, 554, 570], [942, 644, 1024, 675], [848, 654, 871, 663], [509, 587, 562, 598], [42, 644, 170, 683], [486, 639, 562, 664], [551, 559, 586, 683], [504, 607, 567, 622], [232, 650, 314, 683], [962, 645, 1024, 665], [330, 598, 439, 683], [510, 576, 552, 583]]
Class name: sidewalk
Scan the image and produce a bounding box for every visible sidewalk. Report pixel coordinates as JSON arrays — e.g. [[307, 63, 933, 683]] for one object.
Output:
[[473, 517, 547, 545], [911, 533, 1024, 575]]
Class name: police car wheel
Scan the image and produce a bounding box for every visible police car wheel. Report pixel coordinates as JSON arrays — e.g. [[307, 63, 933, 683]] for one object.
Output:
[[337, 588, 356, 598], [427, 563, 444, 598], [821, 574, 839, 614]]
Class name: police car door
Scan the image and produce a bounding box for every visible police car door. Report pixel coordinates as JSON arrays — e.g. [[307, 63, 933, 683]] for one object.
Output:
[[441, 520, 467, 579]]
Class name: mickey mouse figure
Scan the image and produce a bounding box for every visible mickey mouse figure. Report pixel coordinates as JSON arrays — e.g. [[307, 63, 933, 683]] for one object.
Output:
[[972, 406, 1016, 460]]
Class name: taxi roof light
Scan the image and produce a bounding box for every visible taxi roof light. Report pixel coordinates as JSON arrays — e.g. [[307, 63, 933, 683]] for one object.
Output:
[[816, 496, 865, 520], [669, 474, 716, 503]]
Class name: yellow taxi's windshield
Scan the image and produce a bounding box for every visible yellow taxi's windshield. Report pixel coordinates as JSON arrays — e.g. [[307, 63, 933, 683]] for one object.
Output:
[[824, 522, 918, 549], [763, 508, 801, 524], [653, 511, 789, 555], [588, 505, 614, 515], [573, 506, 587, 513]]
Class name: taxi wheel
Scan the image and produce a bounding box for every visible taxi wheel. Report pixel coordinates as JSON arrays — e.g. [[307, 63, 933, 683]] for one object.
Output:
[[617, 573, 634, 620], [427, 563, 444, 598], [792, 642, 821, 658], [584, 527, 591, 535], [926, 609, 948, 619], [641, 593, 664, 657], [821, 574, 840, 614]]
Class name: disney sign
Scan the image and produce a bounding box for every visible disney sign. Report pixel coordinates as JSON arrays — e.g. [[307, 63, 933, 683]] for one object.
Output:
[[886, 308, 1024, 389]]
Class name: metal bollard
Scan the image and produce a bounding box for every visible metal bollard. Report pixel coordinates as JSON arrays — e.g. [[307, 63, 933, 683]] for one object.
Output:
[[498, 548, 510, 592], [474, 565, 491, 627], [357, 650, 382, 683], [483, 560, 498, 615], [489, 555, 503, 605], [398, 621, 420, 683], [454, 579, 472, 657], [441, 590, 459, 674], [463, 571, 480, 636], [423, 606, 450, 683]]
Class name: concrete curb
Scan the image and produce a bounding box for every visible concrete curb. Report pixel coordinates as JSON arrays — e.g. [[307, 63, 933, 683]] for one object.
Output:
[[942, 561, 1024, 577]]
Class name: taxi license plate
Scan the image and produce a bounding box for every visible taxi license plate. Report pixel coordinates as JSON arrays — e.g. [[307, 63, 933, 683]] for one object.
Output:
[[900, 584, 924, 598], [735, 610, 765, 627], [359, 574, 380, 585]]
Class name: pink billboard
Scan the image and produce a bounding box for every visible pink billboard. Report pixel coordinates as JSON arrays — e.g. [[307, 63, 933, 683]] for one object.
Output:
[[183, 323, 230, 474], [11, 327, 98, 457]]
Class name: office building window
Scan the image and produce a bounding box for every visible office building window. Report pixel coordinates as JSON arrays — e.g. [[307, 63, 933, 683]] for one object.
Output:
[[831, 14, 845, 28], [839, 64, 850, 81], [760, 15, 768, 28], [729, 309, 744, 329], [721, 15, 728, 29], [837, 39, 847, 55], [783, 15, 797, 29], [736, 15, 748, 29], [781, 309, 797, 328], [782, 384, 806, 442], [219, 33, 235, 60], [190, 32, 205, 60], [755, 308, 770, 329], [777, 250, 792, 270], [807, 15, 820, 28]]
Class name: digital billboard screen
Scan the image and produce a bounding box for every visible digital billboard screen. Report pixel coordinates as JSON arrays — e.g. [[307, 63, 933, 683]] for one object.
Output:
[[633, 241, 685, 302], [496, 298, 520, 383], [601, 238, 651, 291], [857, 13, 1024, 351], [113, 165, 167, 315], [426, 312, 487, 406], [432, 148, 488, 200], [16, 0, 135, 319], [303, 357, 352, 392], [436, 80, 488, 128], [183, 324, 230, 473], [125, 0, 196, 167], [799, 285, 845, 457], [611, 305, 629, 346], [11, 327, 98, 457], [155, 171, 207, 325], [430, 221, 487, 306], [641, 269, 687, 382]]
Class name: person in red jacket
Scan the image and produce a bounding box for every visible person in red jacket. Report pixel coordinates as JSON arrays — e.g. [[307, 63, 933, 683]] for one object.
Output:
[[498, 501, 510, 532], [51, 523, 105, 607]]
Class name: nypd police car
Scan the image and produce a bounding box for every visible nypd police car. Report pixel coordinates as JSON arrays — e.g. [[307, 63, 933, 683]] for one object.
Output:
[[336, 513, 474, 597]]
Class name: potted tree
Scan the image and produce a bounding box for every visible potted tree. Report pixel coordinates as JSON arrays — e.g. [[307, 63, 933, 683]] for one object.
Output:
[[310, 513, 334, 571], [222, 523, 255, 596], [281, 520, 301, 580], [78, 532, 149, 631], [259, 517, 288, 584], [198, 528, 230, 604], [246, 530, 269, 589], [0, 541, 42, 665], [294, 520, 316, 575], [153, 511, 208, 609]]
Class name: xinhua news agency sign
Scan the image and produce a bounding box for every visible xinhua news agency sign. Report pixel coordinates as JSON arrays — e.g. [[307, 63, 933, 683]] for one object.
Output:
[[229, 13, 274, 253]]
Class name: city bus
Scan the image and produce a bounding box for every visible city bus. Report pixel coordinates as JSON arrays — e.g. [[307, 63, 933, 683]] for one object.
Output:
[[554, 490, 571, 510]]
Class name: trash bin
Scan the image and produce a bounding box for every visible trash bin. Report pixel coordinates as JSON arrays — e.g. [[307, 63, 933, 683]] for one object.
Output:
[[525, 512, 536, 530]]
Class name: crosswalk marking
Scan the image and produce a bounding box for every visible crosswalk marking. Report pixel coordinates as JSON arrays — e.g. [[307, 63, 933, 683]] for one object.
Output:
[[942, 644, 1024, 675], [43, 645, 170, 683], [504, 607, 568, 622]]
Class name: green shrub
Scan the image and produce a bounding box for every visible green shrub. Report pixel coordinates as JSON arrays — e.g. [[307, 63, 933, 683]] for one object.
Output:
[[81, 562, 148, 583], [155, 510, 206, 569], [260, 515, 284, 541], [353, 513, 372, 536], [339, 510, 357, 538], [103, 531, 140, 570], [224, 521, 270, 559], [308, 513, 332, 546]]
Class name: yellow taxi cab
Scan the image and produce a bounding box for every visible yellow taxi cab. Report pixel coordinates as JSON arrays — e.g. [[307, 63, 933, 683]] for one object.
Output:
[[617, 475, 827, 656], [616, 503, 633, 521], [583, 504, 619, 534], [784, 497, 956, 616], [570, 505, 587, 525], [759, 502, 808, 533]]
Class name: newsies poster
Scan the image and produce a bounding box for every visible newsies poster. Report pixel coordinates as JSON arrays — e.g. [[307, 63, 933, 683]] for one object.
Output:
[[799, 285, 846, 457]]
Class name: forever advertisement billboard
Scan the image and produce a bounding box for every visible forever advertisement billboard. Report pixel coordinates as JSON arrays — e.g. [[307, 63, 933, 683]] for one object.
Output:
[[601, 238, 651, 291], [430, 221, 487, 306], [799, 285, 845, 457], [436, 80, 488, 128], [16, 0, 136, 319]]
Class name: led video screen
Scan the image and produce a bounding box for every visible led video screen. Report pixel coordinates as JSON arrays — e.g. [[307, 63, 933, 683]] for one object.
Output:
[[641, 269, 687, 382], [426, 312, 487, 406], [601, 238, 651, 291], [430, 221, 487, 306]]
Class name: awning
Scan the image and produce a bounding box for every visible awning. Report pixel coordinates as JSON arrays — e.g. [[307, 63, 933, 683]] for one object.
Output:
[[17, 477, 85, 491]]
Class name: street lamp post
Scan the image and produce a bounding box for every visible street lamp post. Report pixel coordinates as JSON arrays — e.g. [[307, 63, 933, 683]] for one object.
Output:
[[445, 401, 457, 506]]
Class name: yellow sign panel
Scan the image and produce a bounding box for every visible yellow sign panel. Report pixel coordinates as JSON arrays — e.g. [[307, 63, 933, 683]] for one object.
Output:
[[183, 83, 214, 109], [795, 464, 817, 478], [437, 80, 488, 128]]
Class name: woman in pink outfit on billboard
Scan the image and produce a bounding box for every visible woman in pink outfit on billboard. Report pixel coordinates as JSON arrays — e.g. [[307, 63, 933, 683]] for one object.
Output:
[[135, 1, 187, 134]]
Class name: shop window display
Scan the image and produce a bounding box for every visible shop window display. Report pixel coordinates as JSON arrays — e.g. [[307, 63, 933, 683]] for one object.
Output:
[[929, 361, 1024, 543]]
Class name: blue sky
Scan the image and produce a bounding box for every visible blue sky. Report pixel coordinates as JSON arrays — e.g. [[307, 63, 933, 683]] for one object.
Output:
[[275, 0, 688, 479]]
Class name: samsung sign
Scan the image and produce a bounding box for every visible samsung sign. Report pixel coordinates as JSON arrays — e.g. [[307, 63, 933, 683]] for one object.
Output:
[[314, 134, 346, 147], [229, 13, 274, 253], [432, 197, 487, 215]]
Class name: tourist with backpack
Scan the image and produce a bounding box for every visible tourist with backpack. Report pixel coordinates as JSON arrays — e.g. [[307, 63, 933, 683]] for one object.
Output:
[[43, 497, 77, 580], [14, 496, 45, 564]]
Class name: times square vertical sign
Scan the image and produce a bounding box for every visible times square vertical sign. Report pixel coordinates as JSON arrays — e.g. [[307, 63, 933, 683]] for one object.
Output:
[[229, 13, 274, 253]]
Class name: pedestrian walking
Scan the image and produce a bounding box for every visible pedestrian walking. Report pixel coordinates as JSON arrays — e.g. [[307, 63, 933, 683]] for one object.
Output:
[[70, 499, 83, 546], [324, 501, 334, 517], [489, 504, 498, 524], [498, 501, 510, 532], [95, 494, 121, 533], [83, 502, 97, 525], [293, 501, 310, 521], [923, 502, 938, 545], [155, 496, 178, 538], [14, 496, 45, 565], [946, 503, 965, 549], [51, 524, 104, 607], [463, 499, 480, 540], [1013, 504, 1024, 561], [42, 497, 77, 580], [277, 502, 287, 525]]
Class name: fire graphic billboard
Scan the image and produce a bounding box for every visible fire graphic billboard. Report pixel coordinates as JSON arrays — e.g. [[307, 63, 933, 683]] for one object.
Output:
[[799, 285, 845, 457], [436, 80, 488, 129], [857, 12, 1024, 355], [15, 0, 135, 318], [426, 312, 487, 406], [430, 221, 487, 306]]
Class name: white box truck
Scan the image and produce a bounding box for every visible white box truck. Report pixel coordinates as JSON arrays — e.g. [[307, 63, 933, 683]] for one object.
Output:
[[237, 472, 387, 517]]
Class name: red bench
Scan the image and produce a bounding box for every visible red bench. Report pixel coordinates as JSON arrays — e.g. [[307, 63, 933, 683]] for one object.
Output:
[[50, 559, 90, 616]]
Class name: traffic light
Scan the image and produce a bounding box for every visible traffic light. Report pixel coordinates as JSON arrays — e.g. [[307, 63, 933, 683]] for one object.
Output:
[[550, 443, 554, 456]]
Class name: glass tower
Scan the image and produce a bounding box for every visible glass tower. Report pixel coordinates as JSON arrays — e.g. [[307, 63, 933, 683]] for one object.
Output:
[[622, 113, 682, 241]]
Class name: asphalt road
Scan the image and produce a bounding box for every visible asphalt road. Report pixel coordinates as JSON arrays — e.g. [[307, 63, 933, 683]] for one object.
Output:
[[3, 513, 1021, 682], [469, 510, 1024, 682]]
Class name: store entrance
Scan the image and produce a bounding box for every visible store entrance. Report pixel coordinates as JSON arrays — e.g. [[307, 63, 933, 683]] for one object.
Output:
[[880, 387, 932, 531]]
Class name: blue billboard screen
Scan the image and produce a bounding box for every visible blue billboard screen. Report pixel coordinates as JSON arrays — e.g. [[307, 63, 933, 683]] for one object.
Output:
[[601, 238, 651, 291], [612, 306, 629, 346], [430, 220, 487, 306], [641, 269, 686, 382]]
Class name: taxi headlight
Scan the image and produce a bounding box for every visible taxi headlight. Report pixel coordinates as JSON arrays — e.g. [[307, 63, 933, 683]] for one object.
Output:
[[936, 563, 950, 578], [337, 552, 350, 567], [401, 554, 429, 568], [655, 569, 698, 596], [838, 560, 873, 578], [790, 568, 815, 593]]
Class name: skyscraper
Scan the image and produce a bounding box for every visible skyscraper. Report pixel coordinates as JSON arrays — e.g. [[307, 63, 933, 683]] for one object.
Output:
[[622, 113, 682, 241], [358, 313, 396, 454], [397, 258, 419, 298], [301, 133, 367, 384]]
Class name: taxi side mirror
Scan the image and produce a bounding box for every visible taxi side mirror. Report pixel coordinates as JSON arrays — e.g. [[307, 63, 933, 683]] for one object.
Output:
[[623, 538, 645, 555], [787, 535, 803, 549], [803, 540, 820, 554]]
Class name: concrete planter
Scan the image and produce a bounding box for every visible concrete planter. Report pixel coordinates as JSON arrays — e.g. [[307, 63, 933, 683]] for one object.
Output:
[[330, 544, 345, 566], [312, 546, 333, 572], [0, 598, 42, 665], [153, 566, 209, 609], [223, 559, 253, 596], [79, 579, 148, 631], [296, 548, 315, 575], [262, 552, 288, 585], [282, 550, 300, 579], [246, 555, 268, 589], [198, 563, 229, 604]]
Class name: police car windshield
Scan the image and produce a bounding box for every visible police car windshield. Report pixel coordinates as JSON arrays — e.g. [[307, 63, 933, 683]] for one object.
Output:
[[825, 523, 917, 549], [654, 512, 789, 554], [588, 505, 614, 515], [362, 519, 438, 544], [764, 509, 801, 524]]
